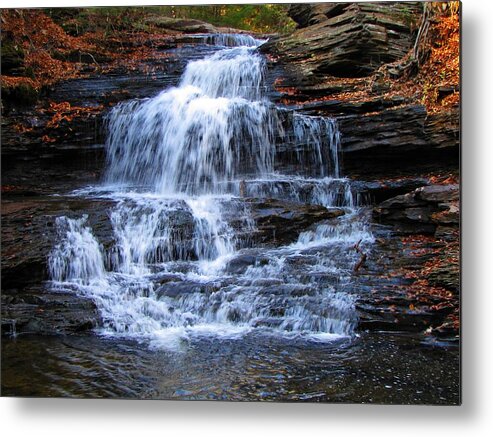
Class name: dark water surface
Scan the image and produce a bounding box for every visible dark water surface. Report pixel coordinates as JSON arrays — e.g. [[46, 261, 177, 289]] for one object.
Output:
[[2, 332, 459, 403]]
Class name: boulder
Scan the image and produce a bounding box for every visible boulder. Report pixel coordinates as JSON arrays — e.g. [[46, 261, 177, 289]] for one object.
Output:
[[145, 16, 218, 34], [416, 184, 459, 203], [374, 184, 460, 233]]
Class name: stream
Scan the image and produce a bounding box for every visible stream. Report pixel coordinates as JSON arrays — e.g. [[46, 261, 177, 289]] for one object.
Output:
[[1, 34, 459, 403]]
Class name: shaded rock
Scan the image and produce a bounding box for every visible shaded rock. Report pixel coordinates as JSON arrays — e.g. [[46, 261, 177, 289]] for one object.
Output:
[[424, 109, 461, 150], [338, 105, 459, 178], [0, 39, 25, 74], [353, 177, 430, 204], [403, 206, 434, 223], [431, 202, 459, 225], [426, 264, 460, 294], [1, 82, 39, 109], [288, 3, 349, 28], [1, 286, 100, 336], [416, 184, 459, 203], [378, 191, 426, 209], [289, 95, 412, 115], [339, 105, 427, 153]]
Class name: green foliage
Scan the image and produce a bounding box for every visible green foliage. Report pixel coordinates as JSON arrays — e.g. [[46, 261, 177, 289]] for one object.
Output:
[[158, 4, 296, 33], [44, 4, 295, 35]]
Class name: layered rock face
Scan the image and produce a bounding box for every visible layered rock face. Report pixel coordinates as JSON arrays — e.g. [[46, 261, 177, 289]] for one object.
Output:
[[338, 106, 460, 177], [263, 2, 422, 81]]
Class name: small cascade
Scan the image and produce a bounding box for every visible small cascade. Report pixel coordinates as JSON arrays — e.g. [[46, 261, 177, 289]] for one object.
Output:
[[49, 34, 373, 348], [49, 216, 106, 285], [292, 114, 341, 178], [183, 33, 267, 48], [225, 177, 355, 208], [205, 33, 267, 47]]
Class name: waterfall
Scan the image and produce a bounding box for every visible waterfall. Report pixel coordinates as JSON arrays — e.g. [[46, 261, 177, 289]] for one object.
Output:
[[105, 47, 280, 194], [49, 35, 372, 348]]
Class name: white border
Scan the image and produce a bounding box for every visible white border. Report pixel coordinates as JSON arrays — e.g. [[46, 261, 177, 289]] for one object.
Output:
[[1, 0, 493, 435]]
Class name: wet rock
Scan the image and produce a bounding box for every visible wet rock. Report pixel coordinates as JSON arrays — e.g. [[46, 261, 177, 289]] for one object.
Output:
[[1, 196, 115, 289], [224, 254, 259, 274], [155, 281, 220, 299], [246, 198, 345, 245], [354, 230, 459, 337], [1, 286, 100, 336]]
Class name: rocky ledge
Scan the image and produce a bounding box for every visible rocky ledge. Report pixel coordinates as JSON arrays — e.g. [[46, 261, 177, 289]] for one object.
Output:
[[374, 183, 459, 234], [1, 193, 344, 336]]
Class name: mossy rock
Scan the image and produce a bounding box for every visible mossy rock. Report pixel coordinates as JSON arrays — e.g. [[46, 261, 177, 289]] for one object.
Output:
[[1, 83, 39, 109], [1, 40, 25, 74]]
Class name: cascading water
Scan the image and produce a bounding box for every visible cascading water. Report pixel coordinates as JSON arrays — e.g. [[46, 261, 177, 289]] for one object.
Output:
[[49, 35, 373, 349]]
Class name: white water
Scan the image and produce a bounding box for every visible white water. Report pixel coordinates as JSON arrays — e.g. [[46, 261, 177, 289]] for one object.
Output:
[[185, 33, 267, 48], [205, 33, 267, 48], [49, 35, 373, 349]]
